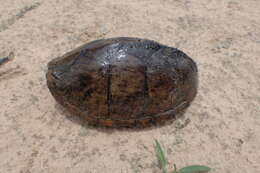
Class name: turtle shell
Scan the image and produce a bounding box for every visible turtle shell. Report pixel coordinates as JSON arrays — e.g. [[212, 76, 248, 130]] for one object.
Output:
[[46, 37, 198, 127]]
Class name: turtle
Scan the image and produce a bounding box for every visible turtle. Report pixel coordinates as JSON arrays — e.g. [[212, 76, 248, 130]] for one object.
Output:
[[46, 37, 198, 128]]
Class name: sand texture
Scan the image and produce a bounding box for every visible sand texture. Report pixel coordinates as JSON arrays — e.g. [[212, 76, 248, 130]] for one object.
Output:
[[0, 0, 259, 172]]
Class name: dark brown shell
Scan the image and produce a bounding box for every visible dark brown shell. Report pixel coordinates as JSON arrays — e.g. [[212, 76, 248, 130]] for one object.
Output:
[[46, 37, 198, 127]]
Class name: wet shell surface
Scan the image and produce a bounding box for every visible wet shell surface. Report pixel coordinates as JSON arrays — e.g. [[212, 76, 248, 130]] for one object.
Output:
[[46, 37, 198, 127]]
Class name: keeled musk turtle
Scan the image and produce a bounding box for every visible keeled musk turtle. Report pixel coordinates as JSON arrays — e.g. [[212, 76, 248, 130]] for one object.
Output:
[[46, 37, 198, 127]]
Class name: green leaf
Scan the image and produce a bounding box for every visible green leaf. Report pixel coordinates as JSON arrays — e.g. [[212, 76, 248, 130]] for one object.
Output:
[[174, 164, 177, 171], [170, 164, 178, 173], [154, 140, 167, 170], [179, 165, 211, 173], [171, 171, 178, 173]]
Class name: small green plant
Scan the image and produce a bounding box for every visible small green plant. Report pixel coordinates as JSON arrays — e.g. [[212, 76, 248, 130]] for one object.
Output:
[[154, 140, 211, 173]]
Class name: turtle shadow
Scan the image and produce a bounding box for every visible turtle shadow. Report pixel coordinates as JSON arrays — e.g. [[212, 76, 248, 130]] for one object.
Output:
[[54, 103, 188, 134]]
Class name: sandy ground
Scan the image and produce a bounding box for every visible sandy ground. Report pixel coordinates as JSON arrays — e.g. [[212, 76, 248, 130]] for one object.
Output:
[[0, 0, 259, 172]]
